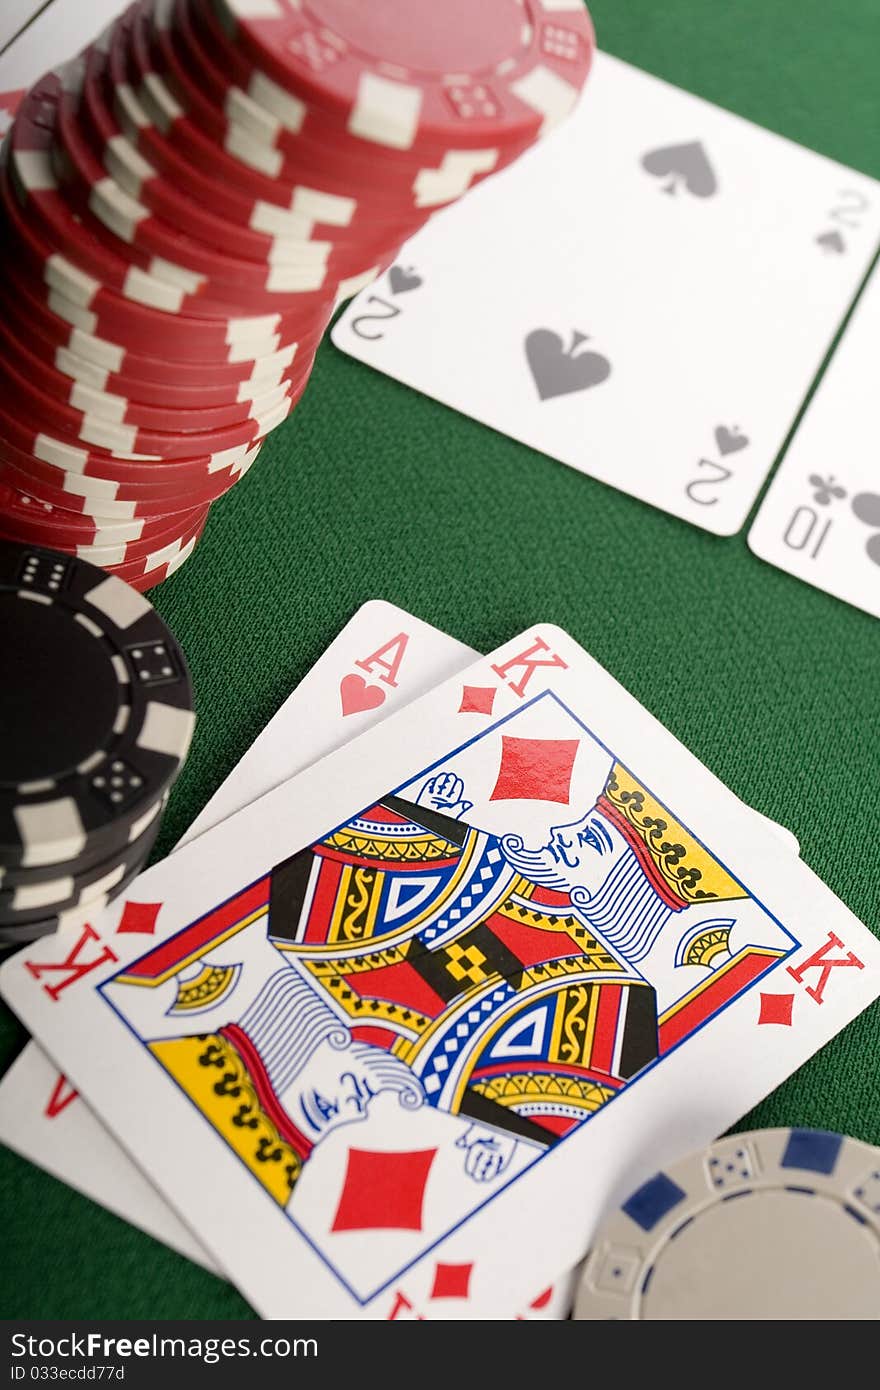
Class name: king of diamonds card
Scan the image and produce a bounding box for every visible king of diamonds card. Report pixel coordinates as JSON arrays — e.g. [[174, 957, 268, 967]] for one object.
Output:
[[5, 630, 876, 1317]]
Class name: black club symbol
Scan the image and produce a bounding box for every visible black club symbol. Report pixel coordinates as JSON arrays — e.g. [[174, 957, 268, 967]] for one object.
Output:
[[851, 492, 880, 568], [809, 474, 847, 506]]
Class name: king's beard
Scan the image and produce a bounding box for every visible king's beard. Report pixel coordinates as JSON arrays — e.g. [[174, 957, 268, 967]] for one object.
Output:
[[502, 831, 673, 964], [238, 965, 424, 1114], [238, 966, 350, 1096]]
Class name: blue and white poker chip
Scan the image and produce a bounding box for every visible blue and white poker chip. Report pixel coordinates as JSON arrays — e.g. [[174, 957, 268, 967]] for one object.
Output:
[[575, 1128, 880, 1319]]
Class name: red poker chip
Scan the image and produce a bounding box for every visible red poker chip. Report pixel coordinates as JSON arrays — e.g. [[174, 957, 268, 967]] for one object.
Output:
[[11, 79, 328, 322], [52, 58, 369, 300], [2, 233, 334, 364], [124, 3, 432, 238], [155, 0, 445, 225], [0, 445, 258, 516], [77, 36, 310, 269], [0, 0, 594, 597], [65, 505, 209, 564], [0, 479, 207, 544], [0, 189, 333, 362], [26, 244, 340, 353], [106, 508, 208, 582], [106, 11, 401, 248], [0, 399, 267, 486], [209, 0, 595, 152], [90, 22, 423, 268], [0, 262, 319, 386], [60, 15, 411, 298], [176, 0, 537, 212], [0, 442, 256, 508], [4, 105, 195, 317], [0, 351, 302, 459], [105, 8, 311, 239], [4, 99, 342, 350], [0, 313, 313, 432], [0, 491, 208, 561], [0, 278, 317, 407]]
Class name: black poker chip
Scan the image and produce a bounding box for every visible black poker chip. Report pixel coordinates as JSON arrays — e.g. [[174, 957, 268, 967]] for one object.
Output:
[[0, 541, 195, 942], [0, 808, 161, 926], [0, 839, 156, 945], [0, 542, 195, 871], [0, 794, 165, 889]]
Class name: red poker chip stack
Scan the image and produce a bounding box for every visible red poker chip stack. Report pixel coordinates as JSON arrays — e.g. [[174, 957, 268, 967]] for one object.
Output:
[[0, 0, 596, 589]]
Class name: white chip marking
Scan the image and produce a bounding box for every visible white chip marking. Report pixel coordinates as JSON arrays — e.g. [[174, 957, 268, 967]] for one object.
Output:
[[292, 185, 356, 228], [138, 703, 196, 760], [165, 537, 196, 575], [226, 122, 283, 177], [70, 383, 125, 423], [229, 0, 283, 17], [47, 290, 97, 332], [110, 654, 130, 687], [14, 799, 86, 867], [11, 875, 75, 911], [80, 861, 129, 901], [76, 749, 107, 776], [226, 88, 278, 142], [72, 612, 103, 638], [226, 315, 282, 346], [33, 433, 89, 474], [79, 413, 139, 454], [14, 147, 57, 191], [510, 64, 579, 134], [76, 539, 127, 565], [115, 83, 149, 132], [266, 257, 329, 292], [249, 71, 305, 132], [106, 132, 152, 194], [414, 148, 499, 207], [69, 329, 123, 371], [91, 176, 146, 242], [348, 73, 422, 150], [55, 347, 110, 391], [335, 266, 379, 306], [127, 798, 163, 842], [46, 254, 99, 307], [85, 575, 153, 629]]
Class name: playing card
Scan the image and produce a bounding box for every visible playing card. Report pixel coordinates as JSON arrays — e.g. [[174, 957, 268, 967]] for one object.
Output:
[[332, 52, 880, 535], [0, 602, 571, 1315], [179, 602, 474, 847], [2, 625, 869, 1318], [0, 0, 43, 54], [0, 606, 471, 1271], [0, 600, 797, 1316], [0, 0, 124, 89], [748, 264, 880, 618]]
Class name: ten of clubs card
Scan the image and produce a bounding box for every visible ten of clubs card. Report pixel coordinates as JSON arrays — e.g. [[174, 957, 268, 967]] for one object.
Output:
[[749, 262, 880, 619], [332, 52, 880, 535], [1, 620, 877, 1318]]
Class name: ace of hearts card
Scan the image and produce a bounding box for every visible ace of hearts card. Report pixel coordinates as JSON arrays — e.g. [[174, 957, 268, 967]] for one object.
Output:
[[2, 626, 877, 1318]]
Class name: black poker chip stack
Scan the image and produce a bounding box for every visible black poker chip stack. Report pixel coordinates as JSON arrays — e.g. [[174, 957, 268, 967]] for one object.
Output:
[[0, 540, 195, 944]]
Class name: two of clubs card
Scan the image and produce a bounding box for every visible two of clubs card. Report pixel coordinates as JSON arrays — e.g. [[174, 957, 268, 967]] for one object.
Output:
[[332, 50, 880, 620], [2, 601, 878, 1318]]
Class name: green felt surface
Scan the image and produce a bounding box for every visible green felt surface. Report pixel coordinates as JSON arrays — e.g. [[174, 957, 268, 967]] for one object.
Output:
[[2, 0, 879, 1320]]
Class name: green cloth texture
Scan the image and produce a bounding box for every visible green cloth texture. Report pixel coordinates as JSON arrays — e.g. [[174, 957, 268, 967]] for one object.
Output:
[[1, 0, 878, 1319]]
